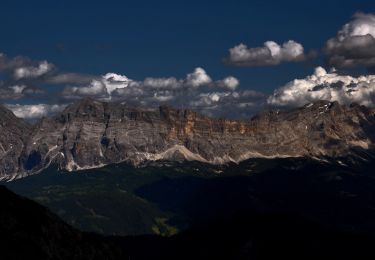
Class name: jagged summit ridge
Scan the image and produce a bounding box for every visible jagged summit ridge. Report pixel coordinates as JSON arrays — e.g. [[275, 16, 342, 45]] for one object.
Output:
[[1, 99, 375, 180]]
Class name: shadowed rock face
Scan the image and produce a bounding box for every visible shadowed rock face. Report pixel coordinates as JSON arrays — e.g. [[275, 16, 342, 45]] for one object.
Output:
[[0, 105, 31, 178], [1, 98, 375, 179]]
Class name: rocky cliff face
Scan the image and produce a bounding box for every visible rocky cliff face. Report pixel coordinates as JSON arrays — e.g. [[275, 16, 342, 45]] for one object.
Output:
[[1, 98, 375, 179]]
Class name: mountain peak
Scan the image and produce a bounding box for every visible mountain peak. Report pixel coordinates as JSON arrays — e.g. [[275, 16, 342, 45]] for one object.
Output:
[[60, 97, 105, 120], [0, 104, 17, 121], [68, 97, 103, 109], [0, 104, 30, 129]]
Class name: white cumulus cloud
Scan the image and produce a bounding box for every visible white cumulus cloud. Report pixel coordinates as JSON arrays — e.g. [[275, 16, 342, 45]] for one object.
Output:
[[268, 67, 375, 107], [102, 73, 130, 94], [325, 12, 375, 68], [216, 76, 239, 90], [64, 80, 107, 99], [184, 67, 212, 87], [225, 40, 305, 66]]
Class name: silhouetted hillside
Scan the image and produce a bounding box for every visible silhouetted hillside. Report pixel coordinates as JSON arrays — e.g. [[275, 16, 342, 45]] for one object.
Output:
[[0, 185, 123, 260]]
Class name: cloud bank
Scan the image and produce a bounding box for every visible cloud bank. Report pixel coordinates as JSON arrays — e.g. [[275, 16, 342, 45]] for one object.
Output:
[[60, 67, 263, 119], [268, 67, 375, 107], [1, 51, 263, 119], [225, 40, 305, 66], [61, 67, 237, 99]]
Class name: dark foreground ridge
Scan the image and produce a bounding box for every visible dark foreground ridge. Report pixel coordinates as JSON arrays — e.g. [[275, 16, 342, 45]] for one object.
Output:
[[0, 185, 122, 260], [1, 98, 375, 180], [2, 181, 375, 260]]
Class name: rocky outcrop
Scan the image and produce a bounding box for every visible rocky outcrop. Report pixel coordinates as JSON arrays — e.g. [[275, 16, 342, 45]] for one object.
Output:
[[1, 98, 375, 179]]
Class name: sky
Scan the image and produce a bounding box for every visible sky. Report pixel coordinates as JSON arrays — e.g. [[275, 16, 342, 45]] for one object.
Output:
[[1, 0, 375, 119]]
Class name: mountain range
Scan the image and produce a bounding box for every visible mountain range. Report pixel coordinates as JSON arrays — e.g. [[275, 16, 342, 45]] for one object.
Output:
[[3, 98, 375, 259], [1, 98, 375, 180]]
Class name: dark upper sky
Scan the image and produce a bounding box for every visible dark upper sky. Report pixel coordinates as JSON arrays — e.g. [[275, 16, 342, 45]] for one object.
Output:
[[1, 0, 375, 119]]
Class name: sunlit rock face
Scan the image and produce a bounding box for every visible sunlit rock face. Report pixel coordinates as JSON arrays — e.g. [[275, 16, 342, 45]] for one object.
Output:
[[1, 98, 375, 180]]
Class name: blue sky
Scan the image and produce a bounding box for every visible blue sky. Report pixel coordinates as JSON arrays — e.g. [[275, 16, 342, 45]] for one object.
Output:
[[0, 0, 372, 91], [1, 0, 375, 119]]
